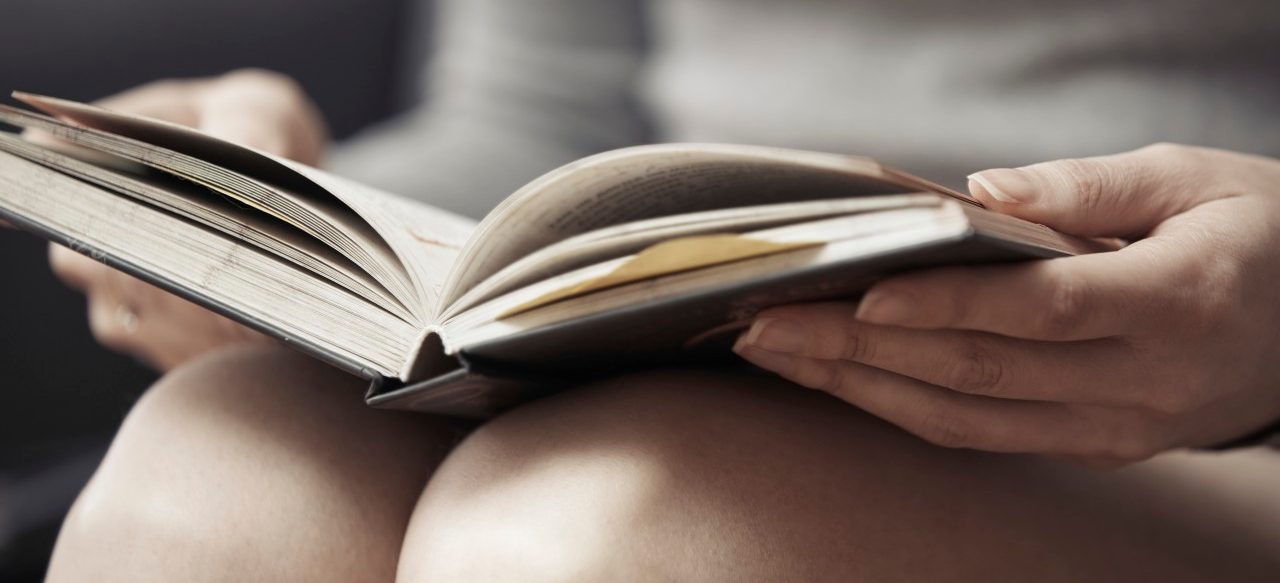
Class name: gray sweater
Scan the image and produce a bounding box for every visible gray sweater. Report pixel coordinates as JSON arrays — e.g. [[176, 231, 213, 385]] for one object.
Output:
[[331, 0, 1280, 219]]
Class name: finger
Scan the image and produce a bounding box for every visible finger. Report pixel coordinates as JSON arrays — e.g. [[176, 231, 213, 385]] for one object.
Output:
[[738, 303, 1148, 406], [195, 69, 328, 164], [735, 346, 1102, 455], [85, 285, 138, 355], [93, 79, 204, 126], [850, 241, 1186, 340], [18, 127, 64, 149], [48, 242, 109, 291], [966, 143, 1223, 239]]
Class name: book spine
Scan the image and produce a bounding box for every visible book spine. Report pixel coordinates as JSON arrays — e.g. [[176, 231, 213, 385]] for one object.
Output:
[[365, 364, 557, 419]]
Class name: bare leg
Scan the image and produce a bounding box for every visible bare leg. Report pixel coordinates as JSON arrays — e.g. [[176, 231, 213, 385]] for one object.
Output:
[[45, 345, 459, 583], [399, 369, 1280, 582]]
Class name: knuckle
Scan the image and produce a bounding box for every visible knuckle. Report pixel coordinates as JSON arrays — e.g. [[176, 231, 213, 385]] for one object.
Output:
[[1037, 273, 1089, 337], [90, 325, 128, 351], [88, 307, 130, 351], [1048, 158, 1111, 213], [837, 327, 873, 362], [222, 68, 306, 101], [943, 342, 1007, 396], [47, 244, 75, 272], [1133, 142, 1209, 188], [1137, 142, 1203, 164], [1107, 432, 1161, 463], [1137, 142, 1186, 157], [223, 67, 282, 85], [808, 361, 849, 394], [48, 244, 93, 288], [917, 411, 975, 449], [135, 78, 190, 97]]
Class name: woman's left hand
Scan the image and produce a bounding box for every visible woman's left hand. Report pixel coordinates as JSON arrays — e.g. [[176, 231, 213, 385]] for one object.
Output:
[[41, 69, 329, 372], [734, 143, 1280, 464]]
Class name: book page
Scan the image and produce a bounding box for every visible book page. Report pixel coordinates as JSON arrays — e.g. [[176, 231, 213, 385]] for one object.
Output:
[[442, 205, 970, 353], [442, 194, 941, 318], [0, 132, 415, 321], [270, 160, 476, 314], [0, 150, 421, 378], [0, 102, 426, 318], [439, 144, 969, 308], [12, 93, 477, 318]]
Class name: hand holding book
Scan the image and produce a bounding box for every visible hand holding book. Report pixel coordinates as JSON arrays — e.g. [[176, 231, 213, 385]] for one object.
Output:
[[35, 70, 327, 370], [734, 144, 1280, 461]]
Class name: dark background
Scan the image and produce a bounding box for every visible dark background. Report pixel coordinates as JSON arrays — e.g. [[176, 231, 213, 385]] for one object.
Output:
[[0, 0, 421, 578]]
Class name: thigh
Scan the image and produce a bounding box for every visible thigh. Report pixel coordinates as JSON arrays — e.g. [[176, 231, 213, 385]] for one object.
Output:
[[400, 368, 1280, 582], [47, 345, 461, 583]]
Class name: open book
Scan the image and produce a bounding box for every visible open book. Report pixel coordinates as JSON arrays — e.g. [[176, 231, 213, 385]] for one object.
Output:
[[0, 93, 1105, 416]]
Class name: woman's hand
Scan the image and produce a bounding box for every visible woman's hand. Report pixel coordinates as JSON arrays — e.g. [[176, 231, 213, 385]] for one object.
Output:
[[735, 143, 1280, 464], [43, 69, 329, 371]]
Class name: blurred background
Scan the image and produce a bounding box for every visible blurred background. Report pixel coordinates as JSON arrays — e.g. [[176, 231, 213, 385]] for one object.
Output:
[[0, 0, 428, 578]]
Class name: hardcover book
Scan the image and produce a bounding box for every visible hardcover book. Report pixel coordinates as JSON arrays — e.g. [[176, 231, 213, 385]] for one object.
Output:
[[0, 93, 1103, 417]]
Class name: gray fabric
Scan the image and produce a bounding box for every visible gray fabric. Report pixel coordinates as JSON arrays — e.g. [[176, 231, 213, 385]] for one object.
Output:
[[331, 0, 649, 218], [332, 0, 1280, 219]]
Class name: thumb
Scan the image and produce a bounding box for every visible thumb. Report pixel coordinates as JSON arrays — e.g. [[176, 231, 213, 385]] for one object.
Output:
[[192, 69, 328, 166], [966, 144, 1211, 238]]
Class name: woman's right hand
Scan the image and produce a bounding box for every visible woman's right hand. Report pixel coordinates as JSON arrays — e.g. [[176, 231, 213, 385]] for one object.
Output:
[[38, 69, 330, 371]]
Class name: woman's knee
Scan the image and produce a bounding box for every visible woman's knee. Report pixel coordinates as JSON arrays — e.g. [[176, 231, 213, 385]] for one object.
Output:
[[48, 345, 456, 583], [396, 368, 929, 582], [399, 369, 1280, 583]]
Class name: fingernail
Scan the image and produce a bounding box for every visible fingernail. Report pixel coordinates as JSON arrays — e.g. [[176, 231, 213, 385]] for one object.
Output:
[[738, 318, 807, 353], [855, 290, 914, 325], [967, 169, 1037, 204]]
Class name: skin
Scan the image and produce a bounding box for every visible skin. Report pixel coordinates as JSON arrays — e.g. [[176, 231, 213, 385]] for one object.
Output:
[[37, 69, 328, 371], [44, 346, 1280, 582], [735, 145, 1280, 463]]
